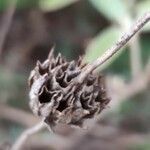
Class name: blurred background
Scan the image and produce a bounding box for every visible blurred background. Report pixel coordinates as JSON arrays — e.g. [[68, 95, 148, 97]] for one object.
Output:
[[0, 0, 150, 150]]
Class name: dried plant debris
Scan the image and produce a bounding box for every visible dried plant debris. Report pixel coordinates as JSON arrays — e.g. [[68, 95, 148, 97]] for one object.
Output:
[[28, 48, 109, 128]]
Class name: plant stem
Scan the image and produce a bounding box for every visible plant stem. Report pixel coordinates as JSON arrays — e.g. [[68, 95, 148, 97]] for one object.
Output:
[[0, 0, 17, 58], [11, 121, 46, 150]]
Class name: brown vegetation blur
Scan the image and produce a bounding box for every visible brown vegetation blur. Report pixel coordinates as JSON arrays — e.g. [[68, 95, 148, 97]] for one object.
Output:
[[0, 0, 150, 150]]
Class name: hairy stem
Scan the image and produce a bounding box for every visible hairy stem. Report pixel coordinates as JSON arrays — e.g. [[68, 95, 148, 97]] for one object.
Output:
[[78, 12, 150, 83]]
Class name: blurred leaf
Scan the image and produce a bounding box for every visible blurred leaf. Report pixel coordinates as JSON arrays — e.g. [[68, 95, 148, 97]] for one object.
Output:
[[0, 0, 8, 10], [129, 142, 150, 150], [39, 0, 77, 12], [88, 0, 131, 24], [141, 34, 150, 65], [17, 0, 38, 9], [0, 0, 38, 10], [136, 0, 150, 32], [84, 26, 124, 70], [119, 90, 150, 132], [105, 48, 130, 78]]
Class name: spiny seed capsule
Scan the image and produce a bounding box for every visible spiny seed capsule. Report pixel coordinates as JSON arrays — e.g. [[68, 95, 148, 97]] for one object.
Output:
[[28, 48, 109, 128]]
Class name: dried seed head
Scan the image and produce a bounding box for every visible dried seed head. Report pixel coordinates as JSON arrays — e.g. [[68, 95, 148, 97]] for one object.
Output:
[[28, 48, 109, 128]]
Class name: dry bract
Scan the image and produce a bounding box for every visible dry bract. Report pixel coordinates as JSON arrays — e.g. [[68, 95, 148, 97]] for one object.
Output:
[[28, 49, 109, 128]]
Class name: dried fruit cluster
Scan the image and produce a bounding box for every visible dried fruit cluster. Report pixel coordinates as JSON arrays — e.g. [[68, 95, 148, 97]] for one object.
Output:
[[28, 49, 109, 128]]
